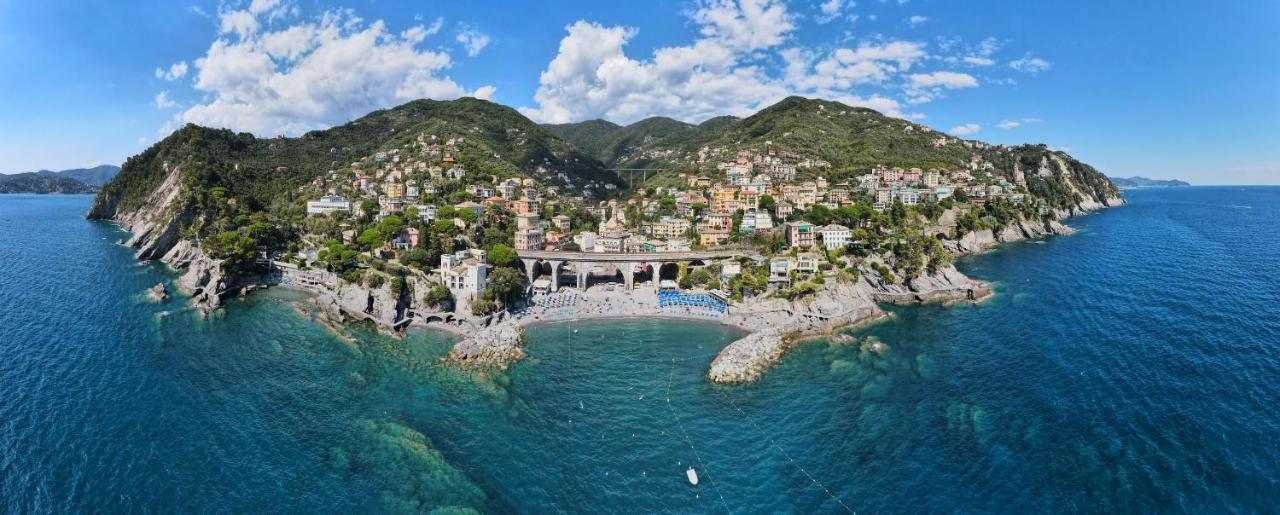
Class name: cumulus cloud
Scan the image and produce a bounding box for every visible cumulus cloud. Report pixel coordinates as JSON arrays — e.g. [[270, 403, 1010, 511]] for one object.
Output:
[[949, 123, 980, 136], [907, 15, 928, 27], [905, 71, 977, 104], [174, 5, 489, 136], [154, 90, 177, 109], [1010, 54, 1051, 73], [691, 0, 794, 52], [519, 0, 946, 124], [155, 61, 189, 81], [455, 25, 491, 57]]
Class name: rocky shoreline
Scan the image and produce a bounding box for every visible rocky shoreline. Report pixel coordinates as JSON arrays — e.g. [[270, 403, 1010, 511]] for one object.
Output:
[[90, 182, 1123, 383]]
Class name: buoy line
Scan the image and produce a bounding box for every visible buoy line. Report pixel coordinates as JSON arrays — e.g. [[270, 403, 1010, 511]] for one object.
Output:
[[715, 388, 856, 514], [666, 358, 732, 514]]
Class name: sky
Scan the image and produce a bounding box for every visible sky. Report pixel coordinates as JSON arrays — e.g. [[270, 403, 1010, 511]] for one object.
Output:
[[0, 0, 1277, 184]]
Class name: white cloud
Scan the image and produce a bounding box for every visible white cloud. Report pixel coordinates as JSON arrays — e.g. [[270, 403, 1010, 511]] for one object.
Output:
[[174, 8, 486, 136], [997, 117, 1041, 129], [907, 15, 928, 27], [154, 91, 177, 109], [962, 56, 994, 66], [424, 17, 443, 36], [1010, 54, 1051, 73], [905, 71, 977, 103], [472, 85, 497, 100], [219, 10, 259, 39], [519, 0, 954, 124], [137, 136, 149, 146], [949, 123, 980, 136], [154, 61, 189, 81], [816, 0, 850, 24], [456, 25, 491, 57], [691, 0, 794, 52], [908, 71, 977, 88]]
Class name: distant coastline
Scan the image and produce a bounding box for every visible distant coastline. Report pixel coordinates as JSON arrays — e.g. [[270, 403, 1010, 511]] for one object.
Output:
[[1108, 176, 1190, 189], [0, 165, 120, 195]]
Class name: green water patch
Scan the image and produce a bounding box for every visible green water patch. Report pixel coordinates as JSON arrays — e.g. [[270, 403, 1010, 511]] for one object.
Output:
[[329, 418, 487, 514]]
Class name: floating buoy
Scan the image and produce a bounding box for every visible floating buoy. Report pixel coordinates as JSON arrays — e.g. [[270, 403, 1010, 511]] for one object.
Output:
[[686, 467, 699, 486]]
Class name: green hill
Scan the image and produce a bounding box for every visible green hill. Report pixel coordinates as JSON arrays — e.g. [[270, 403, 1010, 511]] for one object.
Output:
[[546, 116, 698, 166], [541, 119, 621, 162], [91, 95, 1119, 247], [36, 165, 120, 186], [92, 97, 621, 221], [547, 96, 1118, 206], [0, 172, 98, 194]]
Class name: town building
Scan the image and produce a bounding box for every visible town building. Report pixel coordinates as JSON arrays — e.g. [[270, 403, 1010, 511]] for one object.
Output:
[[439, 249, 488, 300], [769, 258, 792, 284], [699, 229, 730, 247], [786, 221, 816, 249], [306, 195, 352, 215], [795, 253, 819, 274], [552, 214, 571, 232], [819, 224, 851, 250], [514, 213, 544, 251]]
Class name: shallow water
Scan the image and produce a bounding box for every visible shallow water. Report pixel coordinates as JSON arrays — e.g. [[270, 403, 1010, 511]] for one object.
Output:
[[1, 188, 1278, 513]]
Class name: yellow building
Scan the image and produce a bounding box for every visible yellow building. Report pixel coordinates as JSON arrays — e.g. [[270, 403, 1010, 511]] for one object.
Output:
[[385, 182, 406, 198]]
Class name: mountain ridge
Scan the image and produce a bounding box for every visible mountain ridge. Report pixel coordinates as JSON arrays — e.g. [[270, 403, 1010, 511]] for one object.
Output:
[[0, 164, 120, 193], [0, 172, 100, 194], [1109, 176, 1190, 188]]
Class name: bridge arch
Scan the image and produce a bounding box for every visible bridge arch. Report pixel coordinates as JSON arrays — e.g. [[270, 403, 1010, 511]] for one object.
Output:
[[658, 262, 681, 282]]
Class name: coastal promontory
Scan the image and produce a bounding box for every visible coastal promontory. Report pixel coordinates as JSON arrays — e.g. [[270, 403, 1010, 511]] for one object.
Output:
[[87, 95, 1123, 381]]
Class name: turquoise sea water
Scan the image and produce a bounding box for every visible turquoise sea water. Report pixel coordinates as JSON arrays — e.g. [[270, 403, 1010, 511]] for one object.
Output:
[[1, 188, 1278, 513]]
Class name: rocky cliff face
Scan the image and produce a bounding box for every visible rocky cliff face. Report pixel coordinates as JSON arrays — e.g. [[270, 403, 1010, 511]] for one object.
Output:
[[164, 240, 228, 313], [88, 162, 191, 261], [866, 263, 992, 304]]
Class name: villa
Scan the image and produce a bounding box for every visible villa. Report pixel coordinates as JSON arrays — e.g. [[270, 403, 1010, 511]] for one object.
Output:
[[819, 224, 851, 250], [439, 249, 488, 300]]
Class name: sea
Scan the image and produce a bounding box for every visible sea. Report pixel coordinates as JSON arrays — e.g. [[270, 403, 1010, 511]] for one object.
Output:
[[1, 187, 1277, 513]]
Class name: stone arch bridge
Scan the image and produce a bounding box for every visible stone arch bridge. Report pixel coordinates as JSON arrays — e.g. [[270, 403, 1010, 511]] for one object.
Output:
[[517, 248, 762, 292]]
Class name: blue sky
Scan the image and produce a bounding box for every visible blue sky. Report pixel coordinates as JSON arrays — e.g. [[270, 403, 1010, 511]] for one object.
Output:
[[1, 0, 1276, 184]]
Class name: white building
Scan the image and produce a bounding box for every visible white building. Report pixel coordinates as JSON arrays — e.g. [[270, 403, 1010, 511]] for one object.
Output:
[[720, 261, 742, 282], [769, 258, 792, 283], [740, 210, 774, 234], [417, 204, 438, 221], [819, 224, 851, 250], [306, 195, 352, 215], [795, 253, 819, 273], [573, 232, 597, 252], [439, 249, 488, 300]]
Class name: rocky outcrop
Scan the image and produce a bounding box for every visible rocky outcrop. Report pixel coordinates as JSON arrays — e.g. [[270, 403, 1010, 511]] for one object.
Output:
[[708, 328, 787, 383], [448, 320, 527, 369], [90, 163, 191, 261], [147, 283, 169, 302], [710, 280, 882, 383], [868, 263, 992, 304], [164, 240, 229, 314], [942, 214, 1079, 255]]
